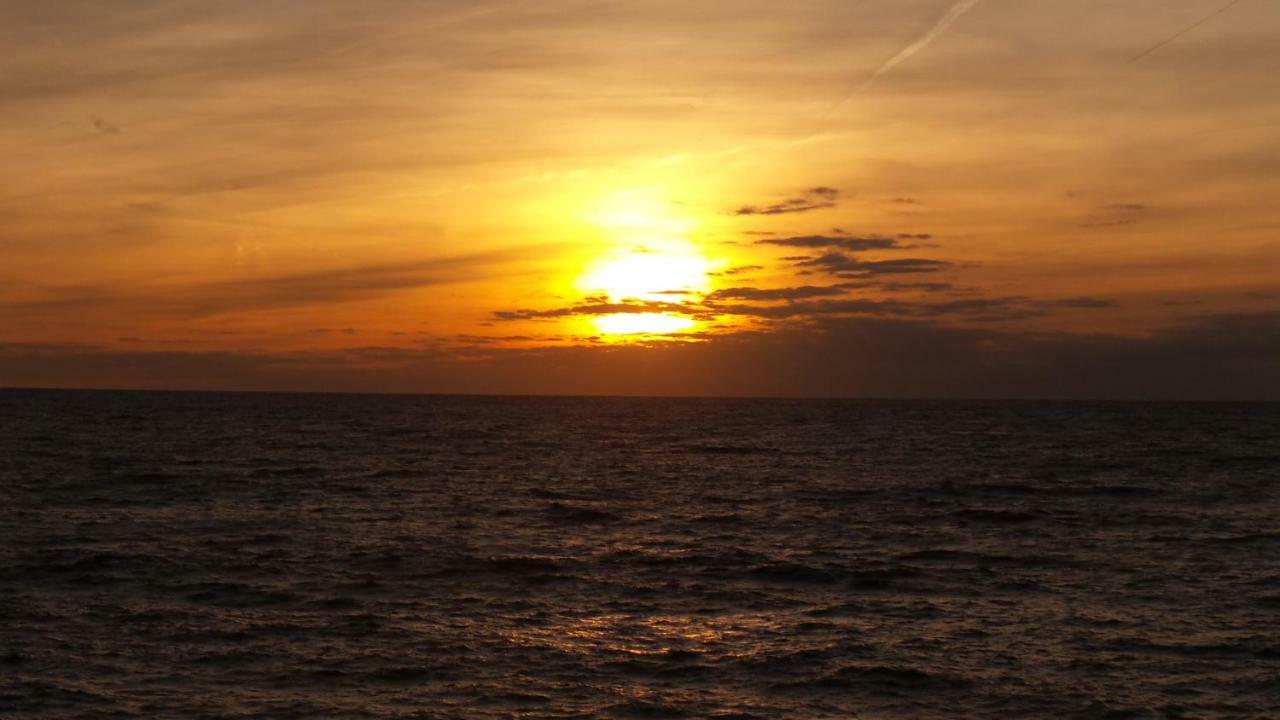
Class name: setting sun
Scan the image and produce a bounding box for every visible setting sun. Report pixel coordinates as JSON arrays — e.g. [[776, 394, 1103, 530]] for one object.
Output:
[[576, 246, 711, 336], [594, 313, 696, 336], [578, 252, 711, 302], [573, 189, 713, 337]]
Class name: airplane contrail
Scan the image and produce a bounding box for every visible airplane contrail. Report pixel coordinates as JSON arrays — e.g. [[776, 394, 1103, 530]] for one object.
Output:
[[831, 0, 982, 112], [865, 0, 983, 88], [1131, 0, 1247, 63]]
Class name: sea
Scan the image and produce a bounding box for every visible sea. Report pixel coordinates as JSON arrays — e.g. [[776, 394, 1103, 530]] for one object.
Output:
[[1, 389, 1278, 719]]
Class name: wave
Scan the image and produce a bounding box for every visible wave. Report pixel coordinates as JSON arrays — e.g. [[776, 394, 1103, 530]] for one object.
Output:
[[544, 501, 624, 524], [777, 664, 972, 693]]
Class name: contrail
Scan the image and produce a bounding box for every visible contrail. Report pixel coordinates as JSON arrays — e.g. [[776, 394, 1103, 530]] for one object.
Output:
[[865, 0, 983, 88], [1131, 0, 1247, 63], [831, 0, 982, 112]]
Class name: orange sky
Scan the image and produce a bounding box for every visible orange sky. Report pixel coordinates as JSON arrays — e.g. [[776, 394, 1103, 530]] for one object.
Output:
[[2, 1, 1278, 397]]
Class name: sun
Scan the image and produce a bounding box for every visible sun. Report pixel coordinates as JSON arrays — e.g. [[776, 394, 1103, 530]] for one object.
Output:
[[578, 252, 710, 303], [594, 313, 695, 335], [572, 188, 714, 336], [577, 251, 709, 336]]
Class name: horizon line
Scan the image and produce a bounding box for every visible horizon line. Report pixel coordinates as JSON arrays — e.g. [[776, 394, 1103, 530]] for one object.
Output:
[[2, 384, 1274, 405]]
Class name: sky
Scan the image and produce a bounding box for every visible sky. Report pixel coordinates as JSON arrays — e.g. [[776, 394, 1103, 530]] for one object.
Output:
[[1, 0, 1278, 398]]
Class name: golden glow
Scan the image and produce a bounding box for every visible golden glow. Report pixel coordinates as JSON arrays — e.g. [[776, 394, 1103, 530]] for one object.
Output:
[[578, 252, 710, 302], [583, 188, 697, 237], [5, 1, 1277, 367], [571, 187, 713, 338], [576, 188, 711, 304], [593, 313, 696, 335]]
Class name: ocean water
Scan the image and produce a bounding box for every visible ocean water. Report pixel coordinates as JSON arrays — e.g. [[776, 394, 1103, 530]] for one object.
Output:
[[1, 389, 1278, 719]]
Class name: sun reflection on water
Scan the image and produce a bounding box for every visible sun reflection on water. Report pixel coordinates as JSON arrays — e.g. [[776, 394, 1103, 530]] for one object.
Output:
[[504, 611, 786, 659]]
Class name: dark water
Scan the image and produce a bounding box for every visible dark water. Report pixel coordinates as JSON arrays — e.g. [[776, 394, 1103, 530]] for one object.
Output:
[[1, 390, 1278, 719]]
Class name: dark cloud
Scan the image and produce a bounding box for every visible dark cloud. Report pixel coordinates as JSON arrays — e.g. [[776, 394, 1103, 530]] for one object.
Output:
[[757, 232, 935, 253], [757, 234, 903, 252], [794, 252, 952, 278], [4, 312, 1277, 400], [708, 298, 916, 320], [735, 200, 835, 216], [1, 247, 538, 320], [493, 299, 702, 322], [734, 187, 840, 216], [452, 334, 549, 344], [708, 265, 766, 277], [1048, 297, 1119, 309], [705, 295, 1113, 322], [879, 281, 957, 293], [705, 285, 853, 302], [495, 286, 1116, 325]]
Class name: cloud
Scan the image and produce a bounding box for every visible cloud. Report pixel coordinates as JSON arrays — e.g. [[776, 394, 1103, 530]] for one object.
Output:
[[307, 328, 361, 335], [1049, 297, 1118, 309], [4, 312, 1277, 400], [451, 334, 553, 344], [2, 247, 538, 321], [493, 299, 703, 322], [486, 214, 1098, 331], [706, 285, 854, 302], [757, 234, 903, 252], [879, 281, 956, 293], [494, 284, 1113, 325], [757, 232, 935, 254], [734, 187, 840, 216], [794, 252, 952, 278], [704, 294, 1114, 322], [709, 265, 766, 277]]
